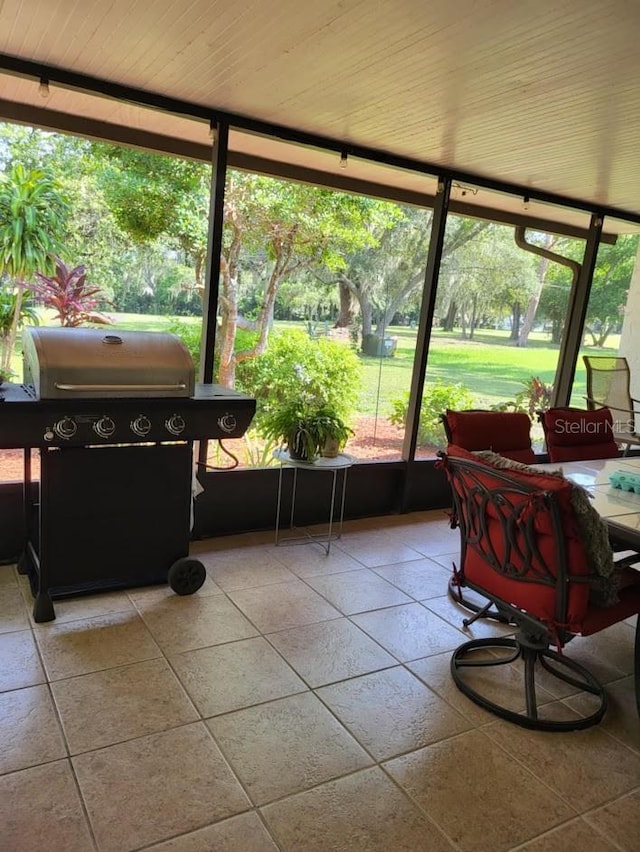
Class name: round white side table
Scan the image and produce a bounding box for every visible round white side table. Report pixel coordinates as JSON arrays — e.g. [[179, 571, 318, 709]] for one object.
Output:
[[273, 448, 356, 554]]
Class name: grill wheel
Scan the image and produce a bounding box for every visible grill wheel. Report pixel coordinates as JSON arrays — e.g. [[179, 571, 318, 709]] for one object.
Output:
[[168, 557, 206, 595]]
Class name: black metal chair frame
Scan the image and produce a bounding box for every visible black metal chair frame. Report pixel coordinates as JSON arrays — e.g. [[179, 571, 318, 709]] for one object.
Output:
[[440, 451, 640, 732]]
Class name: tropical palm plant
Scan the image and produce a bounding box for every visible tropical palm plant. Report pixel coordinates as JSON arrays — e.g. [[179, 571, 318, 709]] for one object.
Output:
[[0, 164, 69, 373], [0, 288, 39, 381]]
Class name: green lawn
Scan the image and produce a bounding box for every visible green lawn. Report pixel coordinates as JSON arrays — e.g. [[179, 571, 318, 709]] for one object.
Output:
[[357, 325, 619, 416]]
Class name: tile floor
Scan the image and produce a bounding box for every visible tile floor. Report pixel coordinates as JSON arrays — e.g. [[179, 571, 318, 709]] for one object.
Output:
[[0, 510, 639, 851]]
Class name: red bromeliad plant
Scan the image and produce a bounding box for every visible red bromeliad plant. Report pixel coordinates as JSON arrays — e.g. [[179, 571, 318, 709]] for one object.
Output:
[[31, 256, 113, 327]]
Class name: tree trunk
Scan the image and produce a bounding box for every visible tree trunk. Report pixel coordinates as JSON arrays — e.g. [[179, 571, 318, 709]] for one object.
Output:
[[336, 282, 354, 327], [510, 302, 521, 340], [517, 234, 554, 347], [1, 281, 25, 376], [443, 300, 457, 331]]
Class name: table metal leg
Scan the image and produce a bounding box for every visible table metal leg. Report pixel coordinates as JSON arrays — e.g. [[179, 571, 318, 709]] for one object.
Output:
[[273, 456, 353, 555], [274, 464, 284, 546]]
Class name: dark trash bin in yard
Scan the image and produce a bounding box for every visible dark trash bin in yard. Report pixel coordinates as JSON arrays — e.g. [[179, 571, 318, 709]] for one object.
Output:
[[362, 334, 398, 358]]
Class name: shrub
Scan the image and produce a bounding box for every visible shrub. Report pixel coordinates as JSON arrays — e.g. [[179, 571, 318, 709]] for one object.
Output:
[[30, 256, 112, 327], [491, 375, 554, 416], [390, 381, 474, 446], [237, 329, 362, 430], [168, 320, 201, 366]]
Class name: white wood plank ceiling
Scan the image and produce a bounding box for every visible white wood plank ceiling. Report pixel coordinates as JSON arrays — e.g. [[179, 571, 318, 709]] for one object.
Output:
[[0, 0, 639, 232]]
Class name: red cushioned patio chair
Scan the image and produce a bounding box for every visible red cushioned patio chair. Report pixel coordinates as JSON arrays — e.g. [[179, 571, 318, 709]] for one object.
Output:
[[438, 444, 640, 731], [442, 409, 536, 464], [540, 406, 620, 463]]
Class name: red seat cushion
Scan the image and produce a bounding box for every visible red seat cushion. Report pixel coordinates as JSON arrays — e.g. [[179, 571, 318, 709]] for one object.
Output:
[[445, 410, 535, 463], [543, 407, 619, 462]]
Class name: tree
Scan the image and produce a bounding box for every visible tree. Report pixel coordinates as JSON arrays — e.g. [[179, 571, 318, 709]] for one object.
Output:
[[216, 172, 387, 385], [0, 163, 69, 373], [93, 145, 210, 290], [437, 222, 537, 339], [338, 209, 492, 343]]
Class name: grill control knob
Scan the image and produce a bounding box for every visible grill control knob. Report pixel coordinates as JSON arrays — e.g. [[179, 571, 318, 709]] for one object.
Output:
[[94, 416, 116, 439], [53, 417, 77, 440], [131, 415, 152, 437], [218, 412, 237, 434], [165, 414, 186, 436]]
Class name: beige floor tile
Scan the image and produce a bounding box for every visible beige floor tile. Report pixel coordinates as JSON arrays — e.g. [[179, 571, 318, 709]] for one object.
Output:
[[317, 666, 472, 759], [584, 788, 640, 852], [198, 552, 295, 592], [0, 628, 45, 692], [267, 618, 396, 687], [73, 722, 250, 852], [29, 589, 136, 625], [170, 636, 306, 717], [409, 648, 569, 726], [351, 602, 465, 662], [51, 657, 199, 754], [511, 817, 620, 851], [0, 564, 17, 585], [565, 675, 640, 752], [207, 692, 372, 805], [408, 650, 502, 725], [274, 541, 365, 577], [0, 579, 30, 634], [261, 766, 454, 851], [0, 760, 94, 852], [430, 551, 461, 572], [127, 572, 223, 605], [146, 811, 278, 850], [423, 594, 517, 639], [385, 729, 574, 852], [336, 529, 425, 567], [304, 568, 412, 614], [371, 557, 452, 600], [567, 622, 636, 683], [137, 593, 258, 654], [484, 717, 640, 811], [228, 579, 340, 633], [33, 610, 162, 680], [0, 683, 67, 774], [386, 522, 459, 558]]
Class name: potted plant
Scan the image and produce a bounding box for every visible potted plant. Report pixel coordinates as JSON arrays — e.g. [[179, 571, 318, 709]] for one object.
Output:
[[313, 406, 354, 458], [261, 398, 353, 462]]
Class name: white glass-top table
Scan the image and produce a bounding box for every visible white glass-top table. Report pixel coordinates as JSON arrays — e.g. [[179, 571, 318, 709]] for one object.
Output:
[[273, 449, 356, 554], [539, 456, 640, 551]]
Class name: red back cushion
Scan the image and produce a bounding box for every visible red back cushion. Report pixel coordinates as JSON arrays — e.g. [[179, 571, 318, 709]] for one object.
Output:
[[543, 407, 619, 463], [445, 410, 535, 464]]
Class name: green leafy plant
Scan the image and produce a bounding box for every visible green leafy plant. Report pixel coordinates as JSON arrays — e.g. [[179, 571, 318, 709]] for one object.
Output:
[[244, 330, 360, 461], [491, 375, 554, 416], [0, 289, 40, 382], [390, 381, 474, 446], [30, 256, 112, 327], [260, 395, 354, 462]]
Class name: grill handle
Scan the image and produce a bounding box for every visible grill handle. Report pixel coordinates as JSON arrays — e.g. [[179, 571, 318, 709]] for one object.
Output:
[[54, 382, 188, 392]]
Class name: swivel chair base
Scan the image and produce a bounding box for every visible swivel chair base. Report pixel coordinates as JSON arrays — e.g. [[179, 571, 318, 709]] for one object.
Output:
[[451, 636, 607, 731]]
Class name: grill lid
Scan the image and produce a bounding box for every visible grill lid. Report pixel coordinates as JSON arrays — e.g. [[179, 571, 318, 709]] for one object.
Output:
[[22, 327, 195, 399]]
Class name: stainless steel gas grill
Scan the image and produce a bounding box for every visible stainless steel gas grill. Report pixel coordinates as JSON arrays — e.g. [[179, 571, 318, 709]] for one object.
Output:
[[1, 326, 256, 622]]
